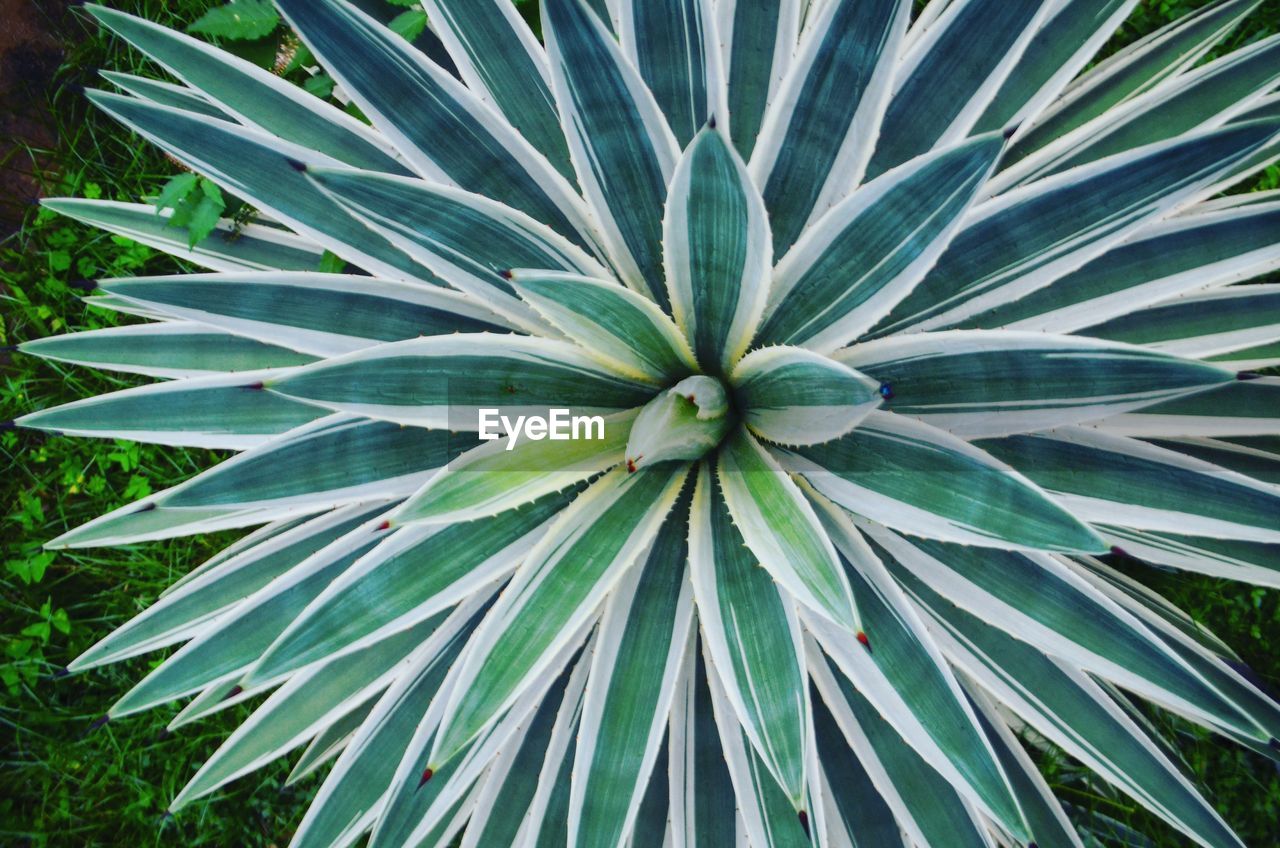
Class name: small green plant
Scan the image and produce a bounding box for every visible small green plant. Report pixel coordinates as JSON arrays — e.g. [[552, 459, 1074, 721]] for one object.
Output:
[[11, 1, 1280, 847], [154, 173, 227, 247], [188, 0, 280, 41]]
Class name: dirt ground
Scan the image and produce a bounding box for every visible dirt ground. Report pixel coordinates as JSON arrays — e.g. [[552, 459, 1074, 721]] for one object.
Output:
[[0, 0, 72, 238]]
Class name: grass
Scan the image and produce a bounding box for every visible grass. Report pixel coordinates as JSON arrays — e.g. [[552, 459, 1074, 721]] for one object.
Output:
[[1, 1, 1278, 846]]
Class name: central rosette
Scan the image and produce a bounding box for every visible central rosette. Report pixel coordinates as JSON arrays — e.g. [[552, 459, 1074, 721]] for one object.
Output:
[[625, 375, 734, 471], [624, 347, 886, 472]]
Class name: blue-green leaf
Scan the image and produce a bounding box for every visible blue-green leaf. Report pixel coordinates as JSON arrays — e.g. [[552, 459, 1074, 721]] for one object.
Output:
[[664, 126, 771, 374], [542, 0, 681, 304], [750, 0, 910, 254]]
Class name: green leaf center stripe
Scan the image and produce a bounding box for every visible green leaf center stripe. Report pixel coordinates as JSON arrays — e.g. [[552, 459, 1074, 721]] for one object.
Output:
[[864, 0, 1048, 180], [249, 492, 571, 683], [17, 368, 327, 452], [18, 323, 318, 380], [84, 92, 444, 285], [732, 346, 881, 446], [717, 428, 860, 631], [98, 273, 512, 357], [996, 28, 1280, 191], [878, 118, 1280, 334], [543, 0, 680, 306], [784, 411, 1105, 553], [903, 572, 1248, 848], [665, 128, 771, 375], [569, 493, 694, 848], [873, 529, 1264, 741], [956, 198, 1280, 333], [718, 0, 800, 159], [422, 0, 575, 179], [39, 198, 324, 274], [1004, 0, 1262, 167], [751, 0, 908, 255], [841, 330, 1233, 437], [690, 467, 809, 805], [620, 0, 718, 147], [511, 272, 697, 382], [977, 429, 1280, 544], [429, 465, 689, 766], [87, 5, 407, 175], [974, 0, 1141, 137], [762, 134, 1003, 351], [266, 334, 657, 429], [158, 416, 480, 510], [276, 0, 595, 251]]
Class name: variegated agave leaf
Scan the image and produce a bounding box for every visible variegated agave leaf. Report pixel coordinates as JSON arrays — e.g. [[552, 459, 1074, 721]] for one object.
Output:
[[22, 1, 1280, 846]]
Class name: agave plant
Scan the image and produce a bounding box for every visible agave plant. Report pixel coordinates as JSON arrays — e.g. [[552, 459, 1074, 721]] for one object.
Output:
[[19, 0, 1280, 844]]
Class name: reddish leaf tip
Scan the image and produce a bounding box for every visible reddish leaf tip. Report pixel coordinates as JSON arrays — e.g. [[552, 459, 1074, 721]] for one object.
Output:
[[856, 631, 872, 653], [224, 685, 243, 701], [417, 767, 434, 788], [797, 809, 810, 838], [376, 520, 392, 531]]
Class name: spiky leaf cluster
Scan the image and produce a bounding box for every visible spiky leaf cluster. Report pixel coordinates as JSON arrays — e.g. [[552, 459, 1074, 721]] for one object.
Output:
[[19, 1, 1280, 846]]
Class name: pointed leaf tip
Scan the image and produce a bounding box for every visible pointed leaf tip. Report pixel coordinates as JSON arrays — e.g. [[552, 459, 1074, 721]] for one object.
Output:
[[285, 157, 307, 173], [223, 685, 243, 701], [417, 766, 434, 789], [87, 715, 109, 733], [856, 631, 872, 653], [798, 809, 810, 838], [1238, 371, 1265, 381]]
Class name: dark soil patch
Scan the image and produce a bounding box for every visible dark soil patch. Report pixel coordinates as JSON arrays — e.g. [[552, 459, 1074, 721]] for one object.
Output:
[[1, 0, 74, 237]]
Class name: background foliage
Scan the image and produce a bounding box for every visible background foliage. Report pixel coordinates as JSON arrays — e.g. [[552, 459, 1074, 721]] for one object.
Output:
[[1, 1, 1277, 845]]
